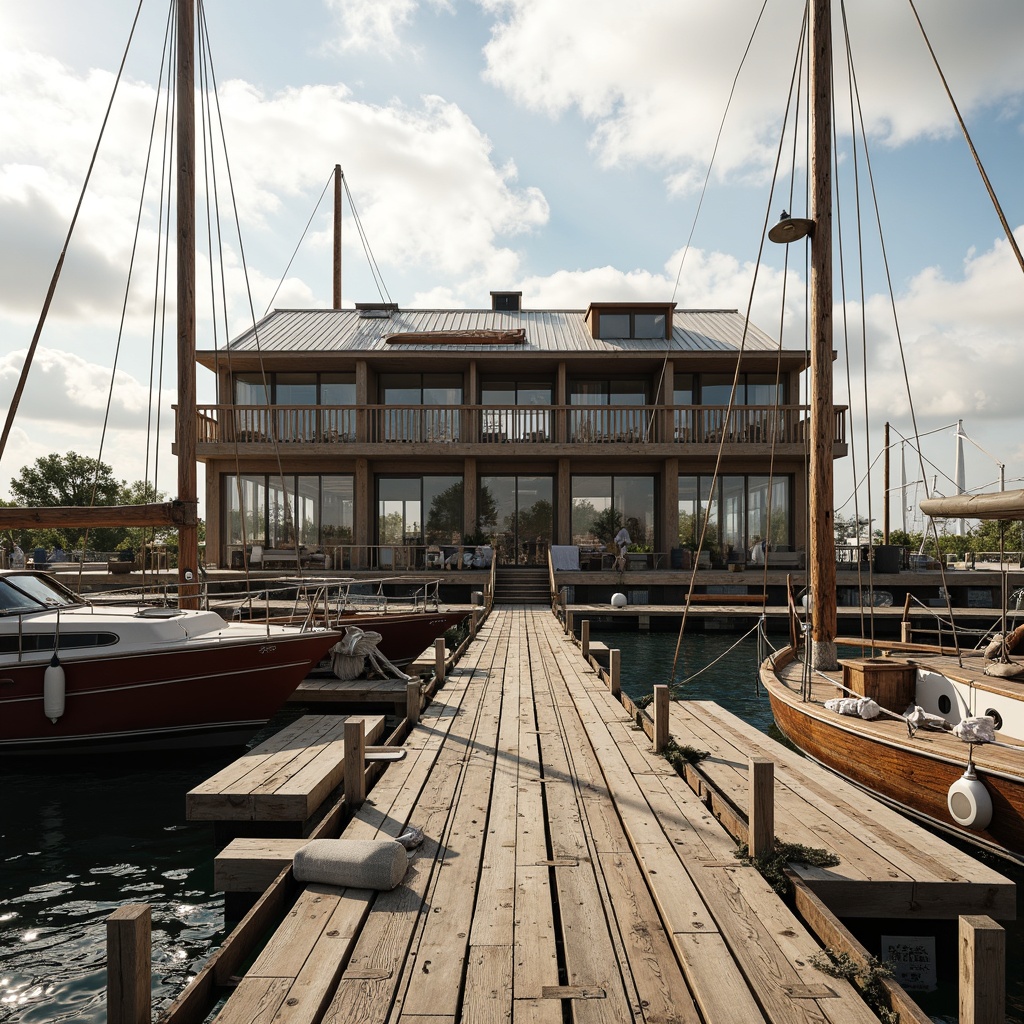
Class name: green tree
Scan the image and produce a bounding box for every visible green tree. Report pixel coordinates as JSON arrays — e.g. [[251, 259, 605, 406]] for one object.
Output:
[[9, 452, 125, 551]]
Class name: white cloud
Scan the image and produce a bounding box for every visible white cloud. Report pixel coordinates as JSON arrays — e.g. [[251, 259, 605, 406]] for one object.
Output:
[[323, 0, 453, 54], [477, 0, 1024, 189]]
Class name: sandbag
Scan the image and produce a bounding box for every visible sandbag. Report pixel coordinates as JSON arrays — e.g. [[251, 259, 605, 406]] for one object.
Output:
[[293, 838, 408, 890]]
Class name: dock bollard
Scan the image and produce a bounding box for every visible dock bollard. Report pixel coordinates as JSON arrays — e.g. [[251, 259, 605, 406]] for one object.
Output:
[[609, 649, 621, 699], [581, 620, 590, 659], [434, 637, 446, 684], [653, 684, 669, 752], [407, 681, 421, 727], [748, 757, 775, 860], [345, 718, 366, 808], [566, 610, 573, 637], [959, 915, 1004, 1024], [106, 903, 151, 1024]]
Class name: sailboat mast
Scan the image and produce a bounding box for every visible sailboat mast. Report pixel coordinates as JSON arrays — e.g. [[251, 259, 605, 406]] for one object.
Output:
[[333, 165, 343, 309], [808, 0, 838, 669], [177, 0, 199, 596]]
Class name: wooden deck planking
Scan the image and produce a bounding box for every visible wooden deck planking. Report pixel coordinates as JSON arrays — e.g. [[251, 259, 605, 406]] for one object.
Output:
[[531, 613, 880, 1024], [673, 700, 1015, 918], [206, 607, 934, 1024]]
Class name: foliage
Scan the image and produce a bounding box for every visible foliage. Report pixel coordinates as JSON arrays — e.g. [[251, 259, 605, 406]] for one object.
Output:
[[659, 737, 710, 774], [734, 840, 840, 897], [809, 950, 898, 1024], [834, 513, 872, 544], [592, 505, 623, 544], [426, 481, 465, 542]]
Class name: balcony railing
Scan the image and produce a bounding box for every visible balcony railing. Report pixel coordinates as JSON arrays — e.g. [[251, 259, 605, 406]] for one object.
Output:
[[193, 403, 845, 447]]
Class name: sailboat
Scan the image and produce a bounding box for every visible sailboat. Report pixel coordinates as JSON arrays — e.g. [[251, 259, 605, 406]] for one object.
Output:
[[758, 0, 1024, 863], [0, 0, 340, 753]]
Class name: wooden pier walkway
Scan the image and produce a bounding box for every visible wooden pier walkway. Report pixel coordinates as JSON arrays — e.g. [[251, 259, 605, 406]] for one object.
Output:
[[200, 606, 896, 1024]]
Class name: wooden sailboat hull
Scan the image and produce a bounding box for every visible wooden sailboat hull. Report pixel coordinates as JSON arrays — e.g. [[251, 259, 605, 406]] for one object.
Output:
[[328, 610, 468, 668], [1, 630, 338, 754], [762, 649, 1024, 864]]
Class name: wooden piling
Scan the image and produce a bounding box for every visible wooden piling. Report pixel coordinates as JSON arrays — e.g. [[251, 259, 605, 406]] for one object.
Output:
[[959, 915, 1004, 1024], [566, 610, 573, 637], [406, 681, 421, 727], [653, 684, 669, 752], [581, 620, 590, 658], [470, 607, 478, 638], [106, 903, 151, 1024], [609, 648, 621, 699], [434, 637, 445, 684], [344, 718, 366, 808], [748, 756, 775, 859]]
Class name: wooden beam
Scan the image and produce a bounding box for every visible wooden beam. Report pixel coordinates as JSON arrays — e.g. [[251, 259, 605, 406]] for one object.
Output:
[[748, 756, 774, 858], [959, 915, 1004, 1024], [0, 501, 196, 529], [106, 904, 151, 1024], [344, 718, 366, 808], [653, 684, 669, 753]]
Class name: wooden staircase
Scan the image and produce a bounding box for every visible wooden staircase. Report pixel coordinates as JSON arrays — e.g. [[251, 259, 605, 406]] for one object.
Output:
[[492, 568, 550, 605]]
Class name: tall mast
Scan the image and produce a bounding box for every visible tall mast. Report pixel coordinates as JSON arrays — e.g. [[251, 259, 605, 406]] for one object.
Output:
[[177, 0, 199, 597], [333, 165, 343, 309], [808, 0, 837, 669]]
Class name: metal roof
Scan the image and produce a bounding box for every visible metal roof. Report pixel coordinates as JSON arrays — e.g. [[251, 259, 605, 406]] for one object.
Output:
[[208, 307, 792, 358]]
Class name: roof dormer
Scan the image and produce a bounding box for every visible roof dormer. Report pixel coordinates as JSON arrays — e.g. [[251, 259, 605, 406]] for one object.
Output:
[[490, 291, 523, 312], [584, 301, 675, 340]]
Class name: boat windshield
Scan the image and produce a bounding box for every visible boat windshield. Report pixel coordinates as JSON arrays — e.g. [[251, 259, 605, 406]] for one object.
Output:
[[0, 575, 80, 614]]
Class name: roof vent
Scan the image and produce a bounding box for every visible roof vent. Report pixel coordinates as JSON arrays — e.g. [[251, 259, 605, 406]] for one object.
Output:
[[490, 291, 522, 313], [355, 302, 398, 319]]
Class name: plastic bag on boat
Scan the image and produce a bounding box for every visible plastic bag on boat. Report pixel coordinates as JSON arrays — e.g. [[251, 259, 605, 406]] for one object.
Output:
[[904, 705, 950, 732], [952, 716, 996, 744], [824, 696, 880, 720]]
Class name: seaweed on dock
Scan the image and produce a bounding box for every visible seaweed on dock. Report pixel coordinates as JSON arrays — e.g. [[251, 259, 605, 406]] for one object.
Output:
[[733, 840, 840, 897], [808, 950, 899, 1024]]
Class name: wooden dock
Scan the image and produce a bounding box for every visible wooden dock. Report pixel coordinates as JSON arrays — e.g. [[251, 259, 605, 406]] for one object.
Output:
[[148, 605, 1018, 1024]]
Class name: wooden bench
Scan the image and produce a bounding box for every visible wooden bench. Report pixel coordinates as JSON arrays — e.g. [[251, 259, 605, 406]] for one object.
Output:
[[186, 714, 385, 830]]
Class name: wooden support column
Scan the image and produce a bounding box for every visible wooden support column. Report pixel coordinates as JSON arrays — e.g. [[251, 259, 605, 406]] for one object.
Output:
[[355, 457, 369, 564], [653, 684, 669, 752], [609, 649, 621, 699], [434, 637, 446, 683], [107, 904, 151, 1024], [581, 620, 590, 658], [464, 457, 477, 535], [959, 915, 1004, 1024], [661, 456, 679, 554], [344, 719, 366, 808], [748, 757, 775, 859], [406, 681, 420, 727], [557, 457, 571, 544]]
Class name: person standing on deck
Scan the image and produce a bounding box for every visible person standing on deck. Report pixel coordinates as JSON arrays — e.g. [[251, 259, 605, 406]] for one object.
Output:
[[613, 525, 631, 572]]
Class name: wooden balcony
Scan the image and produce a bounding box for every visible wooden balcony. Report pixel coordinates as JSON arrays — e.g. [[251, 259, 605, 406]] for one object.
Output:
[[191, 403, 845, 453]]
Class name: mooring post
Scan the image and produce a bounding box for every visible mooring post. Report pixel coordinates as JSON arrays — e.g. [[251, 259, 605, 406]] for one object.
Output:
[[470, 606, 478, 638], [566, 610, 573, 636], [653, 684, 669, 752], [344, 718, 366, 808], [959, 915, 1004, 1024], [609, 648, 621, 699], [581, 620, 590, 659], [748, 756, 775, 859], [406, 680, 421, 727], [434, 637, 446, 684], [560, 587, 567, 624], [106, 903, 151, 1024]]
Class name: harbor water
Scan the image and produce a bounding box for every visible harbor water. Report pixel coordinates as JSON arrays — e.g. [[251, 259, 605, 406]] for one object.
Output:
[[0, 629, 1021, 1021]]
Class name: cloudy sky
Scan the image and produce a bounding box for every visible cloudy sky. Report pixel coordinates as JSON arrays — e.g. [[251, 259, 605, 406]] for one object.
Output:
[[1, 0, 1023, 531]]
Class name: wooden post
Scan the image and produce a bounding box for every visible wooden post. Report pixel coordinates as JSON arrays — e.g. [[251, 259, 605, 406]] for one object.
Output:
[[609, 648, 621, 699], [470, 607, 478, 638], [560, 587, 567, 624], [959, 915, 1004, 1024], [748, 757, 775, 859], [565, 610, 573, 637], [434, 637, 446, 684], [344, 718, 366, 808], [406, 681, 420, 726], [581, 620, 590, 659], [653, 684, 669, 752], [106, 904, 151, 1024], [333, 164, 343, 309]]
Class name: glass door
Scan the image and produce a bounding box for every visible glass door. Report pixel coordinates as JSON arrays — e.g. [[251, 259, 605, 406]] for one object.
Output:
[[480, 475, 554, 565]]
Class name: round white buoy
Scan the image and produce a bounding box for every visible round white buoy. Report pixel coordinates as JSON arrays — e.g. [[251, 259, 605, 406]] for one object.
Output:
[[947, 764, 993, 830], [44, 652, 66, 723], [611, 592, 627, 608]]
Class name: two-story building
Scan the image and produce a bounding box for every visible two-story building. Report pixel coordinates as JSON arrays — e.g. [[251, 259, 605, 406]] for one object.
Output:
[[194, 293, 845, 571]]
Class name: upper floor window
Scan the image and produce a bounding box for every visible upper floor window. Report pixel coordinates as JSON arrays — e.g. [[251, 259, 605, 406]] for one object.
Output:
[[233, 372, 355, 405], [585, 302, 674, 340]]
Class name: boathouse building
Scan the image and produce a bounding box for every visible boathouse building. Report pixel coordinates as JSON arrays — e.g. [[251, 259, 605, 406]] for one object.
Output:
[[195, 294, 843, 570]]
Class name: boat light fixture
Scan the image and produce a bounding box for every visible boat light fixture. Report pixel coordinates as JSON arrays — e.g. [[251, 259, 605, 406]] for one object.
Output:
[[768, 210, 814, 245]]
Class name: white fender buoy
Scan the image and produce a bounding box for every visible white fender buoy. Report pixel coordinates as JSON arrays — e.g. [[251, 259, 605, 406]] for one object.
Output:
[[947, 764, 993, 831], [44, 652, 66, 723], [610, 592, 627, 608]]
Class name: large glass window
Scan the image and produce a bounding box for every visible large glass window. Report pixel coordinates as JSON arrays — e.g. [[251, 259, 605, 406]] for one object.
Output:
[[223, 474, 353, 552], [569, 379, 649, 441], [380, 373, 463, 442], [571, 475, 654, 548], [231, 372, 357, 442], [378, 476, 463, 546], [678, 475, 791, 562], [480, 380, 553, 441], [479, 475, 554, 565]]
